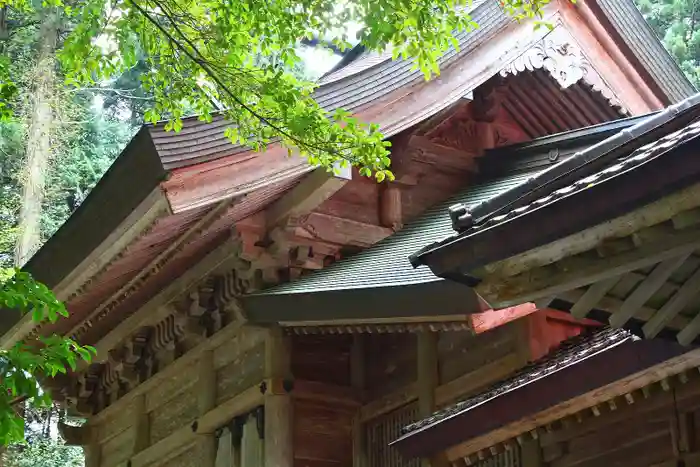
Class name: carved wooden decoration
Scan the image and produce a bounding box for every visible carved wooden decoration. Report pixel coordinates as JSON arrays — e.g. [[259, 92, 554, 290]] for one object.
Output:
[[499, 26, 628, 114]]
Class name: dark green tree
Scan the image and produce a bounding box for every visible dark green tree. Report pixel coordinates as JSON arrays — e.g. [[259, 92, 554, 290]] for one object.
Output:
[[636, 0, 700, 87]]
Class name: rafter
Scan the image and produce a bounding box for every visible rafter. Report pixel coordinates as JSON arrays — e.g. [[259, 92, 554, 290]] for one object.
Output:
[[266, 166, 351, 227], [609, 253, 690, 329]]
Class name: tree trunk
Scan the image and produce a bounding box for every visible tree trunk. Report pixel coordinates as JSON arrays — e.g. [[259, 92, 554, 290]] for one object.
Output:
[[15, 13, 58, 266]]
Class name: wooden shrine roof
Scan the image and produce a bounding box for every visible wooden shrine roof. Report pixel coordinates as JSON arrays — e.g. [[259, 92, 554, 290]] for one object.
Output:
[[412, 93, 700, 276], [593, 0, 695, 103], [1, 0, 692, 352], [392, 327, 688, 461], [243, 113, 650, 325]]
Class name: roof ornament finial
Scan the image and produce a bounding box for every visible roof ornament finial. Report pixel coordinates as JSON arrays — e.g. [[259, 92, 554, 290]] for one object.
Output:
[[449, 203, 474, 232]]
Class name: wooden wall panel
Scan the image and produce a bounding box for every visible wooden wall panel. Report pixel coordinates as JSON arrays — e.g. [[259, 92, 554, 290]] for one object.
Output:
[[315, 172, 380, 226], [438, 323, 517, 386], [216, 342, 265, 405], [291, 334, 352, 386], [213, 326, 266, 369], [96, 400, 136, 445], [99, 427, 134, 467], [365, 334, 416, 400], [541, 402, 678, 467], [149, 385, 199, 444], [165, 442, 202, 467], [145, 359, 197, 412], [294, 400, 353, 467]]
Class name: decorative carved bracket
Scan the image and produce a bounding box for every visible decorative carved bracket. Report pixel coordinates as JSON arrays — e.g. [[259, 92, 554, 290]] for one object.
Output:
[[499, 26, 628, 114]]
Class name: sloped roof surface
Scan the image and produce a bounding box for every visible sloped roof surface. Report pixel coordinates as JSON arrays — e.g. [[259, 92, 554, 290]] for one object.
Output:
[[597, 0, 696, 103], [411, 93, 700, 265], [402, 327, 635, 434], [149, 0, 509, 170], [252, 115, 651, 298]]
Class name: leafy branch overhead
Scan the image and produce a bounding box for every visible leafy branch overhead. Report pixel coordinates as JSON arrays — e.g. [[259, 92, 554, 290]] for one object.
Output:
[[0, 269, 96, 445], [2, 0, 558, 180]]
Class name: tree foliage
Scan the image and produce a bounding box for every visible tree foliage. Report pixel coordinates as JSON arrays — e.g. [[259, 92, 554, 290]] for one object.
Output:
[[1, 0, 560, 182], [0, 268, 95, 445], [636, 0, 700, 87]]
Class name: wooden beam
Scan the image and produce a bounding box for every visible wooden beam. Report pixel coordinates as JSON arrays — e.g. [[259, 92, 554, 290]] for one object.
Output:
[[647, 266, 700, 341], [482, 183, 700, 281], [83, 234, 242, 370], [478, 223, 700, 308], [359, 354, 521, 423], [264, 327, 293, 467], [609, 254, 690, 329], [569, 277, 619, 319], [89, 322, 259, 425], [408, 135, 477, 172], [435, 353, 522, 406], [380, 184, 403, 231], [418, 334, 437, 425], [558, 289, 691, 331], [292, 212, 393, 247], [130, 384, 264, 467], [0, 189, 170, 350], [133, 395, 150, 455], [267, 166, 351, 227], [418, 332, 439, 428]]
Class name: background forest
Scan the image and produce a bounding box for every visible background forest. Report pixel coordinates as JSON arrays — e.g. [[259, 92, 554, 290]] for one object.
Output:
[[0, 0, 696, 465]]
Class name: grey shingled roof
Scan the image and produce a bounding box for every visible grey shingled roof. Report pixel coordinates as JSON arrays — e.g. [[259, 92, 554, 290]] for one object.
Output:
[[412, 94, 700, 260], [252, 116, 648, 298], [597, 0, 696, 103], [149, 0, 509, 170], [464, 119, 700, 234], [255, 172, 535, 295], [401, 327, 635, 434]]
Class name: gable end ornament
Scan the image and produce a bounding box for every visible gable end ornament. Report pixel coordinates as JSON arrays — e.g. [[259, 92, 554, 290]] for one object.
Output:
[[499, 30, 628, 114]]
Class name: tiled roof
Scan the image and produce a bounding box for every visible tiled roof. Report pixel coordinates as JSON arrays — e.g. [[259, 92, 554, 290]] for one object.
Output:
[[251, 116, 648, 298], [147, 0, 695, 171], [597, 0, 696, 103], [402, 327, 636, 435], [148, 0, 509, 170], [255, 173, 535, 296], [410, 94, 700, 265], [465, 119, 700, 234]]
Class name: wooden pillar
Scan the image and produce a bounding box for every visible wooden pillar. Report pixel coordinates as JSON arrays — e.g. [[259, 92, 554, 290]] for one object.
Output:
[[351, 335, 367, 467], [83, 444, 101, 467], [198, 350, 218, 466], [380, 184, 402, 231], [242, 412, 264, 466], [133, 395, 150, 454], [418, 332, 439, 467], [520, 439, 543, 467], [264, 327, 293, 467]]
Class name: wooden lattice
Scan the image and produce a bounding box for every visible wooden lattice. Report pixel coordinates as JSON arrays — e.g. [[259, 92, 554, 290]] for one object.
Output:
[[366, 402, 420, 467]]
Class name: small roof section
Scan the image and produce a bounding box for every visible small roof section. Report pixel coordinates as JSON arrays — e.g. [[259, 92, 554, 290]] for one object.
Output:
[[241, 114, 653, 324], [391, 326, 687, 460], [411, 93, 700, 277]]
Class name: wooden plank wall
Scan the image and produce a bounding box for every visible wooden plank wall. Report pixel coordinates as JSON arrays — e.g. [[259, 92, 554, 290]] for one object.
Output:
[[87, 324, 267, 467], [536, 385, 700, 467], [356, 320, 527, 467], [291, 334, 355, 467]]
